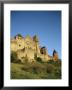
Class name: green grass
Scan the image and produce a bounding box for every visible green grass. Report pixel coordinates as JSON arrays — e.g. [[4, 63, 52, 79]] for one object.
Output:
[[11, 60, 61, 79]]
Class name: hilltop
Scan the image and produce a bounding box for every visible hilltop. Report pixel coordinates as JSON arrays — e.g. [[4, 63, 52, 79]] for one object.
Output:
[[11, 34, 61, 79]]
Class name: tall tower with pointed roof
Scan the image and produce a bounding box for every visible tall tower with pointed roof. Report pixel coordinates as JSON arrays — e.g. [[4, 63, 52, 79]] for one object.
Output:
[[33, 35, 40, 54]]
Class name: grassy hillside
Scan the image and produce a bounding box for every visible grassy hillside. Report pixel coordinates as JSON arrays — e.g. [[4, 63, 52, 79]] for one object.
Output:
[[11, 60, 61, 79]]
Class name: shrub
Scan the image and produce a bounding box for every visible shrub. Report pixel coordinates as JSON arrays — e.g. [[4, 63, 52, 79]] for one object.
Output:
[[54, 67, 61, 78], [48, 60, 55, 64], [36, 57, 43, 63], [46, 64, 54, 73], [21, 66, 30, 71], [11, 51, 18, 63], [14, 59, 22, 64], [31, 62, 46, 74]]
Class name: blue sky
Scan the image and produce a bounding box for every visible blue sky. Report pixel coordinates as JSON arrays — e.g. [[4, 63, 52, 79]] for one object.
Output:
[[11, 11, 61, 59]]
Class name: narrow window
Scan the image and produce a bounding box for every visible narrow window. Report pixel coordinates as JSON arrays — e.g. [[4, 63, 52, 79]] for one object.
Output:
[[19, 44, 21, 47]]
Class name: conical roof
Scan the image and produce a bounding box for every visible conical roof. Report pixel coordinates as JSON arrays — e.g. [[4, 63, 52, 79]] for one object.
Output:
[[25, 35, 32, 41], [33, 35, 39, 42], [26, 35, 31, 38], [53, 50, 57, 56]]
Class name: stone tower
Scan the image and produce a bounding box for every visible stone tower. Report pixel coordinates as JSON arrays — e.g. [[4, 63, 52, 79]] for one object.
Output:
[[33, 35, 40, 54], [11, 34, 57, 63], [53, 50, 59, 61]]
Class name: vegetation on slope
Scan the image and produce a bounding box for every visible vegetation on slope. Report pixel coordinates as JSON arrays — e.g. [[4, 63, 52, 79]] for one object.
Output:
[[11, 60, 61, 79], [11, 51, 61, 79]]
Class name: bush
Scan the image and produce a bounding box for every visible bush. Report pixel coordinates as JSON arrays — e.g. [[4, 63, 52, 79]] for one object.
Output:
[[36, 57, 43, 63], [21, 66, 30, 71], [48, 60, 61, 67], [46, 64, 54, 73], [31, 62, 46, 74], [48, 60, 55, 64], [21, 62, 46, 74], [14, 59, 22, 64], [11, 51, 18, 63]]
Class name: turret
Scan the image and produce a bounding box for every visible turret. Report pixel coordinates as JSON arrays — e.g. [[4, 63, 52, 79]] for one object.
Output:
[[40, 47, 47, 55], [14, 34, 23, 40], [53, 50, 59, 61], [33, 35, 40, 54]]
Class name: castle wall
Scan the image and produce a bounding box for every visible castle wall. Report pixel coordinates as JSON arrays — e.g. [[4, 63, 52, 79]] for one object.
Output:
[[37, 53, 51, 62], [11, 43, 17, 51], [16, 39, 25, 50], [17, 49, 35, 63], [11, 35, 53, 63]]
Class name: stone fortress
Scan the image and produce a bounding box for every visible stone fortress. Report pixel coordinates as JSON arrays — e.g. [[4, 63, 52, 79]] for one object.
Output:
[[11, 34, 59, 63]]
